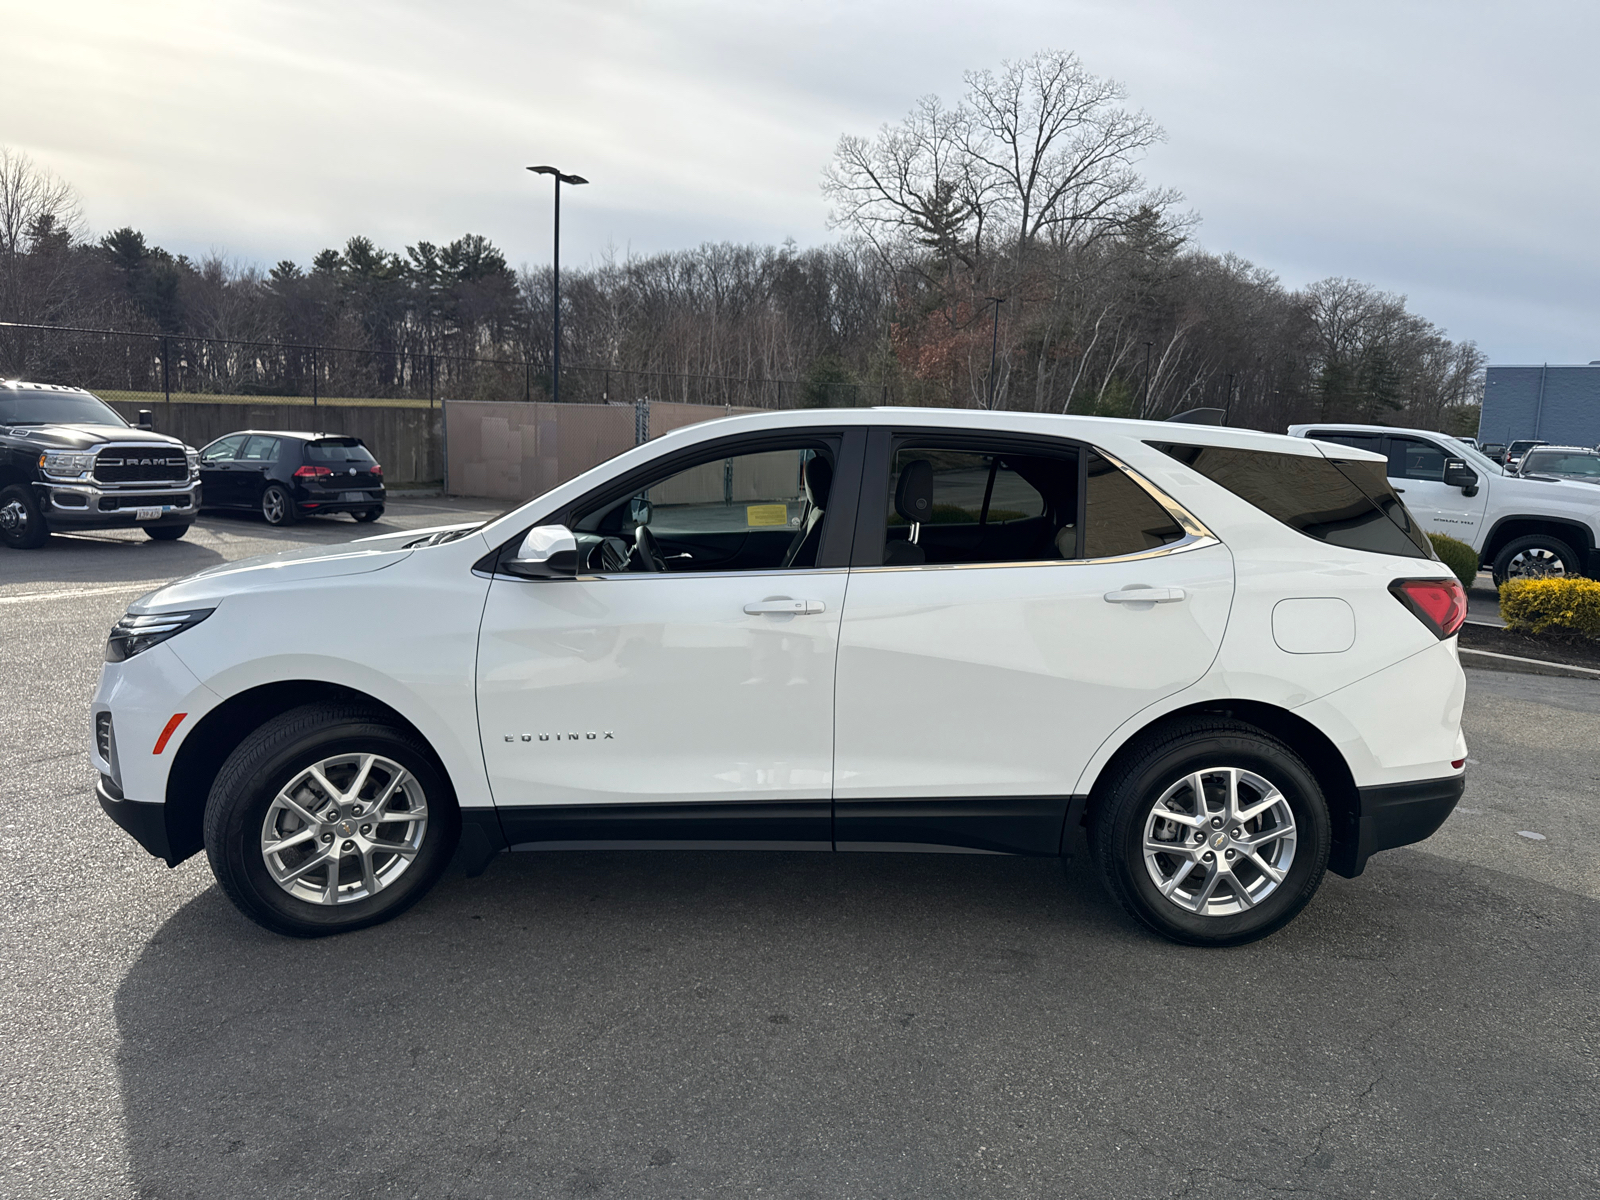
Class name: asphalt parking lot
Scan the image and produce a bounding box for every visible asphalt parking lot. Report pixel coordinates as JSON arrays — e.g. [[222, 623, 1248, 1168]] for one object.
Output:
[[2, 500, 1597, 1200]]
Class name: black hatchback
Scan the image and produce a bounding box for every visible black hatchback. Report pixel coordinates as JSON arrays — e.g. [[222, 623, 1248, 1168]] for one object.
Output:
[[196, 431, 386, 526]]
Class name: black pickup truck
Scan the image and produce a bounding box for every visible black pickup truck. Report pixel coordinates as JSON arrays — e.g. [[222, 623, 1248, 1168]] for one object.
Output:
[[0, 381, 200, 549]]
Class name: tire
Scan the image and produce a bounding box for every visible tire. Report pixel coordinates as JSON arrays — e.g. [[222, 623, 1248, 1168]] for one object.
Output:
[[354, 507, 384, 523], [0, 484, 50, 549], [1492, 534, 1581, 586], [203, 703, 460, 937], [1091, 718, 1331, 947], [261, 484, 297, 526], [145, 523, 191, 541]]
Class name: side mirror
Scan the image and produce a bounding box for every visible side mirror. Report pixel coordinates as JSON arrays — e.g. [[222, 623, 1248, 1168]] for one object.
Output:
[[136, 409, 154, 430], [628, 496, 653, 526], [505, 524, 577, 579], [1443, 458, 1478, 493]]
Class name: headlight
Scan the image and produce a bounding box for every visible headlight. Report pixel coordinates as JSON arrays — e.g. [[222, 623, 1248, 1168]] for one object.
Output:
[[186, 448, 199, 478], [105, 608, 214, 662], [39, 450, 95, 479]]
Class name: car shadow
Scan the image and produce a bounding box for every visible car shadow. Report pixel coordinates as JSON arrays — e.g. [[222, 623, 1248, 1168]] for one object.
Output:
[[111, 845, 1600, 1198], [1, 532, 227, 585]]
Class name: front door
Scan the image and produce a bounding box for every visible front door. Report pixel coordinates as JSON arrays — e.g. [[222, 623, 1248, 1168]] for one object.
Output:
[[197, 434, 246, 507], [476, 431, 862, 848], [833, 434, 1234, 854], [1384, 435, 1488, 545]]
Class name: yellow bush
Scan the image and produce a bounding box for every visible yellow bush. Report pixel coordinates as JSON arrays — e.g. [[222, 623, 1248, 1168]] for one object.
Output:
[[1498, 577, 1600, 639], [1428, 533, 1480, 588]]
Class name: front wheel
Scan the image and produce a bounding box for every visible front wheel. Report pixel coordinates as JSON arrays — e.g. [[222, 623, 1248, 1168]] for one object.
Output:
[[0, 484, 49, 549], [145, 523, 191, 541], [261, 484, 297, 526], [1092, 719, 1330, 947], [1492, 534, 1581, 586], [203, 703, 460, 937]]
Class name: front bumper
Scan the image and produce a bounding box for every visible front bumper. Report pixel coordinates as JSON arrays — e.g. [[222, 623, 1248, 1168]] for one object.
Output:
[[38, 478, 199, 528], [1335, 773, 1466, 877], [97, 774, 176, 865]]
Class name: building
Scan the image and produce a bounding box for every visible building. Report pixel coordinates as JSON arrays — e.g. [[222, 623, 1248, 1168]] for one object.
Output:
[[1480, 363, 1600, 447]]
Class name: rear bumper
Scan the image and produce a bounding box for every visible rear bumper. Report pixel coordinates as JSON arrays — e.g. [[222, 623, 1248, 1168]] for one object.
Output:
[[97, 774, 175, 866], [295, 487, 386, 514], [1332, 773, 1465, 878]]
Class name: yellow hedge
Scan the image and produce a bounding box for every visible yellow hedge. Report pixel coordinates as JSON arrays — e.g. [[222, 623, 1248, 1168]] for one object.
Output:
[[1499, 577, 1600, 639]]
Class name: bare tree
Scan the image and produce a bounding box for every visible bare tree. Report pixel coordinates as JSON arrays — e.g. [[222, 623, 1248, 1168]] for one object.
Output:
[[0, 146, 86, 326]]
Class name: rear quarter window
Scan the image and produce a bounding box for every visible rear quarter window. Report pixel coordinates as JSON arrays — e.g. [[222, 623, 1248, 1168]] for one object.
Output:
[[1150, 442, 1434, 560]]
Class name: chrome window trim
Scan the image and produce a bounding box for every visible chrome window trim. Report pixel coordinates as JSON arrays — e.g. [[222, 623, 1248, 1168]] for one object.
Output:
[[851, 532, 1222, 574], [490, 566, 852, 584], [1092, 446, 1216, 542]]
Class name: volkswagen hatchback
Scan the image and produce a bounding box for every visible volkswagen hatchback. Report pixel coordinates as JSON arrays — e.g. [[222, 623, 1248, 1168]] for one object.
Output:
[[93, 410, 1467, 946]]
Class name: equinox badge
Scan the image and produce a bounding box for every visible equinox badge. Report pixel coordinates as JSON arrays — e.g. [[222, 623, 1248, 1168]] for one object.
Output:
[[504, 732, 615, 742]]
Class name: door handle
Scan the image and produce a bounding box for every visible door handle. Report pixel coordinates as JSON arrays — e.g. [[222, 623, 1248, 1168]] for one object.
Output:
[[744, 598, 825, 615], [1103, 587, 1186, 604]]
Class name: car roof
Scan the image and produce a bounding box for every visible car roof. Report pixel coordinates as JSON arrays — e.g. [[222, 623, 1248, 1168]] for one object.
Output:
[[1522, 444, 1594, 453], [1285, 421, 1473, 442], [213, 430, 358, 441]]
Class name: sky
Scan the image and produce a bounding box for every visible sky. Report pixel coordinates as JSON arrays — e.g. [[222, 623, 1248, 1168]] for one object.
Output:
[[10, 0, 1599, 363]]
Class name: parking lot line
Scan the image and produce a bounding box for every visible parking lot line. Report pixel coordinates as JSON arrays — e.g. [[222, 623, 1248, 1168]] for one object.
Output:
[[0, 584, 155, 606]]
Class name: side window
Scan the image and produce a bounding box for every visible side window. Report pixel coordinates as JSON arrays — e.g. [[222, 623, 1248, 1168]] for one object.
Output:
[[571, 442, 833, 573], [881, 445, 1066, 566], [240, 436, 281, 462], [1387, 437, 1446, 481], [1309, 431, 1383, 456], [200, 434, 245, 463], [1083, 452, 1186, 559]]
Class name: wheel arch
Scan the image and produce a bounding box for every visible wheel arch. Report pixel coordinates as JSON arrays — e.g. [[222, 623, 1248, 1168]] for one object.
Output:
[[163, 680, 449, 866], [1481, 516, 1594, 568], [1078, 699, 1364, 879]]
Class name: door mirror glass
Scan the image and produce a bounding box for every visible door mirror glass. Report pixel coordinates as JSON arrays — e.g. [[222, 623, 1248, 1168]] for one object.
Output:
[[1443, 459, 1478, 490], [506, 525, 578, 578], [628, 496, 653, 526]]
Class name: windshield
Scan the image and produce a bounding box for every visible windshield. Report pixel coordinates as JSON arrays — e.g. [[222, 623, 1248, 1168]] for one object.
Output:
[[1522, 451, 1600, 477], [1440, 436, 1504, 477], [0, 390, 127, 427]]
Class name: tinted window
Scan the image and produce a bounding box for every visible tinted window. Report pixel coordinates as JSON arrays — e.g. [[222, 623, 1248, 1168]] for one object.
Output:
[[0, 390, 126, 426], [240, 435, 281, 462], [1523, 451, 1600, 477], [200, 434, 246, 463], [882, 445, 1072, 565], [304, 439, 376, 464], [1152, 442, 1433, 559], [1083, 452, 1186, 559], [1308, 431, 1383, 455], [1387, 437, 1447, 481]]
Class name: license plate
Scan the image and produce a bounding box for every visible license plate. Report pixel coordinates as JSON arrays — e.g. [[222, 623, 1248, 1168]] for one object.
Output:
[[342, 491, 367, 501], [135, 506, 161, 521]]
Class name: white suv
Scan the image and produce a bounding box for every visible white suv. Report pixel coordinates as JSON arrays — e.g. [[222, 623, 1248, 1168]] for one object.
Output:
[[92, 410, 1468, 946]]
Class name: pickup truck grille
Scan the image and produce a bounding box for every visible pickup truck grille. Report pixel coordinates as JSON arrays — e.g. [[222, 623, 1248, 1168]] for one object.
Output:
[[94, 452, 188, 484]]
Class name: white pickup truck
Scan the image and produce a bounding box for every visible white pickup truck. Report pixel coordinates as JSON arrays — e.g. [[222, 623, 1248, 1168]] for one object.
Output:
[[1288, 423, 1600, 584]]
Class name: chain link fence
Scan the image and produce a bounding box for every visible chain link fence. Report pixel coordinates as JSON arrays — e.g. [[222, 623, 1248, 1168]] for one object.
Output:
[[0, 321, 891, 411]]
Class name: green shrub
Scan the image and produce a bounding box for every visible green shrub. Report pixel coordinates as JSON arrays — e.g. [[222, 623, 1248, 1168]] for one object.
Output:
[[1499, 577, 1600, 639], [1428, 533, 1480, 588]]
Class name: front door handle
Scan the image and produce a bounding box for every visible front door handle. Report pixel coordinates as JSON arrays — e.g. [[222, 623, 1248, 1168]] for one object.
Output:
[[744, 598, 825, 615], [1103, 587, 1186, 604]]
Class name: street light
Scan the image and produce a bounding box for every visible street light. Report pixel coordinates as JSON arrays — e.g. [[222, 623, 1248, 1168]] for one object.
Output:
[[527, 165, 588, 404], [985, 296, 1005, 410]]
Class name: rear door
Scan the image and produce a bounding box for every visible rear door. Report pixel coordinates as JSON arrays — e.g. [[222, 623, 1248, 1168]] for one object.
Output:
[[831, 430, 1234, 854], [236, 435, 283, 508]]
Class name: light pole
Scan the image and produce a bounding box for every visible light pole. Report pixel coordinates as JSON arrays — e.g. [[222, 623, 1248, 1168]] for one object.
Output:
[[985, 296, 1005, 409], [527, 165, 588, 404]]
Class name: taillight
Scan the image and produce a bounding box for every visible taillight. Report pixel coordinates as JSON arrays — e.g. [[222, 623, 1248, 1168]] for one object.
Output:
[[294, 465, 332, 478], [1391, 578, 1467, 639], [370, 463, 382, 477]]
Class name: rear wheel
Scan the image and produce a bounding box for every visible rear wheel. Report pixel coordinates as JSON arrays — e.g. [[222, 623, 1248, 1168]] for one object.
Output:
[[145, 523, 190, 541], [203, 703, 460, 937], [1492, 534, 1581, 586], [1092, 719, 1330, 947], [261, 484, 296, 526], [0, 484, 49, 549], [354, 507, 384, 523]]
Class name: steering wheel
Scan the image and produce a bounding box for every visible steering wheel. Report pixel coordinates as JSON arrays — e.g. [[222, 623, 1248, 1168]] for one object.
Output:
[[632, 524, 666, 572]]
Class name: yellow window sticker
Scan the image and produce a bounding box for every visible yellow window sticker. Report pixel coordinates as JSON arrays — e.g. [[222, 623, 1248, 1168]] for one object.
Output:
[[746, 504, 790, 527]]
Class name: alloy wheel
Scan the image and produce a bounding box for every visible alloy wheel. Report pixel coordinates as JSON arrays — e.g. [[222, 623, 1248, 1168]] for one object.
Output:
[[1506, 546, 1566, 579], [0, 499, 26, 533], [259, 753, 429, 905], [262, 489, 286, 524], [1142, 767, 1298, 916]]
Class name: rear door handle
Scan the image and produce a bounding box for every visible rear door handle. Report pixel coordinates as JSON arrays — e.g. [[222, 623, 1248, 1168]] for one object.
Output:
[[744, 598, 825, 615], [1103, 587, 1186, 604]]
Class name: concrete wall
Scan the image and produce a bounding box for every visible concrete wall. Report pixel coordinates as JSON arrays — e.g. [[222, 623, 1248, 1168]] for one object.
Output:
[[108, 400, 443, 484], [443, 399, 759, 501], [1480, 365, 1600, 447]]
